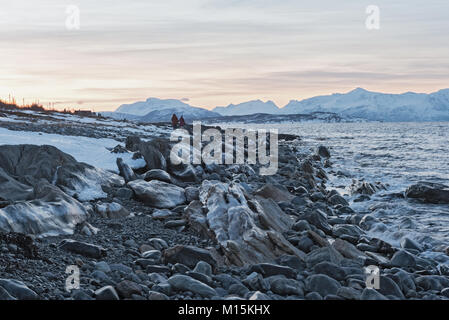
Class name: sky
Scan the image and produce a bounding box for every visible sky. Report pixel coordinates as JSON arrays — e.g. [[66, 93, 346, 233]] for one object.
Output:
[[1, 0, 448, 111]]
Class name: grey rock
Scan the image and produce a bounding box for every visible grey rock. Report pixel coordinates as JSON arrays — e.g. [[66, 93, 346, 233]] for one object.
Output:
[[146, 265, 171, 274], [292, 220, 311, 232], [415, 275, 449, 291], [115, 187, 134, 200], [185, 186, 200, 202], [400, 237, 423, 252], [128, 179, 186, 209], [193, 261, 213, 277], [143, 169, 171, 183], [405, 182, 449, 204], [305, 246, 344, 267], [336, 287, 361, 300], [317, 146, 331, 158], [168, 275, 217, 298], [243, 272, 270, 292], [300, 210, 332, 234], [327, 194, 349, 207], [115, 280, 143, 299], [390, 250, 417, 268], [59, 239, 106, 259], [95, 286, 120, 300], [275, 255, 306, 271], [249, 263, 297, 279], [332, 224, 364, 238], [148, 291, 169, 300], [95, 202, 129, 219], [148, 238, 168, 250], [163, 245, 217, 269], [0, 279, 38, 300], [110, 263, 133, 274], [305, 292, 322, 300], [116, 157, 136, 183], [228, 284, 250, 297], [141, 250, 162, 260], [313, 262, 346, 281], [305, 274, 341, 297], [72, 289, 94, 300], [248, 291, 271, 300], [360, 288, 388, 300], [0, 285, 16, 300], [378, 276, 405, 299], [214, 274, 242, 290], [268, 276, 304, 296]]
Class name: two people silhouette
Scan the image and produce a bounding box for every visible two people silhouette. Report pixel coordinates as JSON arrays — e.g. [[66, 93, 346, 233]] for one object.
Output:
[[171, 114, 185, 128]]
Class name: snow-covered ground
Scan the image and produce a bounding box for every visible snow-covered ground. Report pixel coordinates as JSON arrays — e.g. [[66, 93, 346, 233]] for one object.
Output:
[[0, 127, 145, 172]]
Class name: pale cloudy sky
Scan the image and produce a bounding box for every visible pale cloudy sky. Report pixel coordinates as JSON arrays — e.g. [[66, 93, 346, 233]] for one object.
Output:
[[1, 0, 448, 111]]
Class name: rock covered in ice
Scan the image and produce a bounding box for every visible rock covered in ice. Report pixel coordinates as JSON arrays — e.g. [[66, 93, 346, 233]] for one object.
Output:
[[0, 184, 87, 236], [199, 180, 305, 266], [127, 179, 186, 208], [0, 144, 124, 236]]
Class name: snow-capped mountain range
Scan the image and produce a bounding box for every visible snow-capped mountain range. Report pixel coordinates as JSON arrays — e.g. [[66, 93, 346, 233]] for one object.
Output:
[[279, 88, 449, 121], [212, 100, 279, 116], [102, 88, 449, 123], [110, 97, 220, 122]]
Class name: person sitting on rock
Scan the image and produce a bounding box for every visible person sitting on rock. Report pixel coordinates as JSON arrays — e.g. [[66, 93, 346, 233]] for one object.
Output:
[[171, 114, 178, 128], [179, 115, 185, 127]]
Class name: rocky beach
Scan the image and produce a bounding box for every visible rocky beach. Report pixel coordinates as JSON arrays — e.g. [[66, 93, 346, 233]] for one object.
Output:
[[1, 108, 449, 301]]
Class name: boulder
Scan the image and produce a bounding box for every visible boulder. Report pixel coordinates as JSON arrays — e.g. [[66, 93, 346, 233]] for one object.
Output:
[[115, 280, 142, 299], [350, 180, 385, 196], [306, 274, 341, 297], [332, 239, 368, 262], [400, 237, 423, 252], [95, 286, 120, 300], [415, 276, 449, 291], [313, 262, 346, 281], [405, 182, 449, 204], [327, 194, 349, 206], [269, 277, 304, 296], [360, 288, 388, 300], [378, 276, 405, 299], [249, 263, 297, 279], [128, 179, 186, 209], [199, 180, 305, 266], [0, 144, 123, 236], [163, 245, 217, 269], [0, 183, 88, 235], [0, 279, 38, 300], [95, 202, 129, 219], [59, 239, 106, 259], [185, 186, 200, 202], [116, 157, 136, 182], [184, 200, 209, 238], [390, 250, 416, 268], [254, 184, 295, 202], [317, 146, 331, 158], [249, 291, 270, 300], [137, 142, 167, 171], [300, 210, 332, 235], [168, 275, 217, 298], [305, 246, 344, 267], [143, 169, 171, 183]]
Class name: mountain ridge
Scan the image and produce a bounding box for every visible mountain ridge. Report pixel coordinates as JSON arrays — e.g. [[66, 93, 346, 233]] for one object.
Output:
[[105, 88, 449, 122]]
